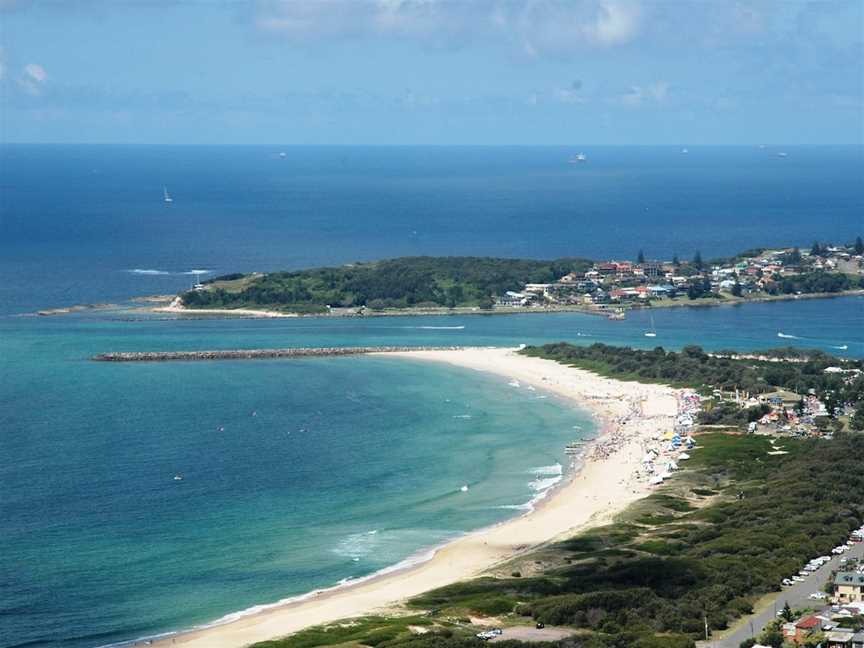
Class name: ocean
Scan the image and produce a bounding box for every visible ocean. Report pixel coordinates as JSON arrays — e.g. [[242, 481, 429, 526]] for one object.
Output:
[[1, 145, 862, 648]]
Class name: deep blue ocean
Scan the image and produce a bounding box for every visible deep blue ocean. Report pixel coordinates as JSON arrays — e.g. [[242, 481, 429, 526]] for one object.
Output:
[[1, 145, 862, 648]]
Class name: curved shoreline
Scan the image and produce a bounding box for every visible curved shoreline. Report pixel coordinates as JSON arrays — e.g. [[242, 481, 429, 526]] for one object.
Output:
[[145, 348, 680, 648]]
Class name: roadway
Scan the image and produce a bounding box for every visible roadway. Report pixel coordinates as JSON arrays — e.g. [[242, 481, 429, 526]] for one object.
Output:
[[698, 540, 864, 648]]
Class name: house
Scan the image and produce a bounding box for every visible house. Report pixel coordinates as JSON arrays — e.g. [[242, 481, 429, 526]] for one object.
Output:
[[496, 291, 527, 307], [826, 629, 855, 647], [785, 615, 825, 644], [835, 573, 864, 603]]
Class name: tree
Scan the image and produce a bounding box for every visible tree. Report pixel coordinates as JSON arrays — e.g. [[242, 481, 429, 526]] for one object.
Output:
[[780, 601, 793, 621], [687, 283, 704, 300], [855, 236, 864, 255], [759, 627, 784, 648], [811, 241, 822, 257], [823, 391, 842, 418], [477, 295, 495, 310], [672, 254, 680, 267], [850, 407, 864, 431], [693, 251, 703, 270], [795, 398, 806, 416], [788, 247, 802, 265], [637, 250, 645, 264], [731, 282, 743, 297]]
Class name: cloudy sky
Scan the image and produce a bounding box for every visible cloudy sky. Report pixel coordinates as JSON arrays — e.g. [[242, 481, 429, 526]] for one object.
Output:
[[1, 0, 862, 144]]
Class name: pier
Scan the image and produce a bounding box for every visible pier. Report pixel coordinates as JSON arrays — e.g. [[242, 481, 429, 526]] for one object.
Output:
[[92, 346, 467, 362]]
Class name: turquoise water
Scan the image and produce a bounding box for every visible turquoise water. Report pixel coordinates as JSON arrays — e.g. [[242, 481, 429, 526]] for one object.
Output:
[[1, 296, 862, 647], [1, 144, 862, 647], [1, 323, 590, 648]]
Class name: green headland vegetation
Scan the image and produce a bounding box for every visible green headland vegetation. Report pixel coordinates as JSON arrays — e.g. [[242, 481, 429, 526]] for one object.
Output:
[[178, 239, 863, 314], [181, 256, 593, 312]]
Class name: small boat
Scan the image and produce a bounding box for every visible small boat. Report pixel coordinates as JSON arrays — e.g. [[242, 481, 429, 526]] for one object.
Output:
[[777, 332, 796, 339], [460, 485, 469, 492], [681, 148, 689, 154], [833, 345, 848, 351], [776, 152, 788, 158], [568, 153, 587, 163], [173, 474, 183, 481], [645, 311, 657, 337], [278, 151, 287, 158], [163, 187, 173, 203]]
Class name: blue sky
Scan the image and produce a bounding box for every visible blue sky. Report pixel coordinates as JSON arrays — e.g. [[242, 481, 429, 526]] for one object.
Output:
[[1, 0, 862, 145]]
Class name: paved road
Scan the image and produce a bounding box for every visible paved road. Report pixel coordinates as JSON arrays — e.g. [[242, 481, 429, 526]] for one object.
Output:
[[698, 541, 864, 648]]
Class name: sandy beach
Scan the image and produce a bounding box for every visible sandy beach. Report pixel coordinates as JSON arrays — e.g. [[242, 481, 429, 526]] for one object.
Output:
[[151, 297, 297, 319], [149, 347, 681, 648]]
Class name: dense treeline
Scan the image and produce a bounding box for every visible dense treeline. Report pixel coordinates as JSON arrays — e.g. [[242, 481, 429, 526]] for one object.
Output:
[[764, 270, 859, 295], [184, 257, 592, 310], [521, 343, 864, 426], [255, 434, 864, 648]]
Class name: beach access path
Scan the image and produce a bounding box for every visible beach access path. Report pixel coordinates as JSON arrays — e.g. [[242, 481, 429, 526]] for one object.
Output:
[[149, 348, 679, 648]]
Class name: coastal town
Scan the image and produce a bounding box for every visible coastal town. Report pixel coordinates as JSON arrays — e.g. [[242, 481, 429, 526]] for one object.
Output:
[[494, 240, 864, 312]]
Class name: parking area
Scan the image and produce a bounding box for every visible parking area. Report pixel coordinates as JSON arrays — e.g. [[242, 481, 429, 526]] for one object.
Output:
[[700, 536, 864, 647], [488, 625, 575, 643]]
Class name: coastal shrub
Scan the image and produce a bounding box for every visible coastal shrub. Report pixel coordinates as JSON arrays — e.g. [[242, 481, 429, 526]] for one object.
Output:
[[397, 434, 864, 644], [182, 256, 594, 312], [252, 615, 433, 648]]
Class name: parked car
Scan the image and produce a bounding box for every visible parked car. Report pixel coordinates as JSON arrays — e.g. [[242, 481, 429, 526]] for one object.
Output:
[[782, 578, 794, 586], [809, 592, 827, 600], [793, 576, 805, 582]]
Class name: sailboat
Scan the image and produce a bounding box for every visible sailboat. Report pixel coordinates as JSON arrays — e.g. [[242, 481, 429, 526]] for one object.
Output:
[[163, 187, 173, 203], [644, 311, 657, 337]]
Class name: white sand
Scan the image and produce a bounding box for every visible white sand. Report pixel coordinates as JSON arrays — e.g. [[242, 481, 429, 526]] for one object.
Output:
[[151, 348, 680, 648], [152, 297, 295, 318]]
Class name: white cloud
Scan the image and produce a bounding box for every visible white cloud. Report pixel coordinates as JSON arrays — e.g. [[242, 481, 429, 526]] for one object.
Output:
[[617, 80, 669, 107], [24, 63, 46, 82], [254, 0, 644, 54], [592, 0, 641, 45], [17, 62, 48, 95]]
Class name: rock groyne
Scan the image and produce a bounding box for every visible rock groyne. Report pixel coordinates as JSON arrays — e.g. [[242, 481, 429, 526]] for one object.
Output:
[[93, 346, 467, 362]]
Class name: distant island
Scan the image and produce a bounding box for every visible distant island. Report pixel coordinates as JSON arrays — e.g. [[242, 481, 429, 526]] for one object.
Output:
[[171, 238, 864, 317]]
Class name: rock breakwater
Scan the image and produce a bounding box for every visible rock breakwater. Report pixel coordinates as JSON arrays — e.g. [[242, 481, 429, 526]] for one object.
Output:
[[93, 346, 467, 362]]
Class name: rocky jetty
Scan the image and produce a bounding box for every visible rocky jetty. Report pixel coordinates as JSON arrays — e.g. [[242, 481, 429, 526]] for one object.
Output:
[[93, 346, 465, 362]]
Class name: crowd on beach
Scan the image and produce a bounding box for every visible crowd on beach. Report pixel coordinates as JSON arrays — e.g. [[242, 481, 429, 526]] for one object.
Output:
[[578, 387, 702, 492]]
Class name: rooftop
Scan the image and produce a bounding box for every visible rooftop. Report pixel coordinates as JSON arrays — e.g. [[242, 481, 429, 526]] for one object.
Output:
[[834, 572, 864, 587]]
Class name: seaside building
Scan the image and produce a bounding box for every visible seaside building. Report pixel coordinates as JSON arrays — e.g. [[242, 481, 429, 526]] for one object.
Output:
[[835, 573, 864, 603]]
